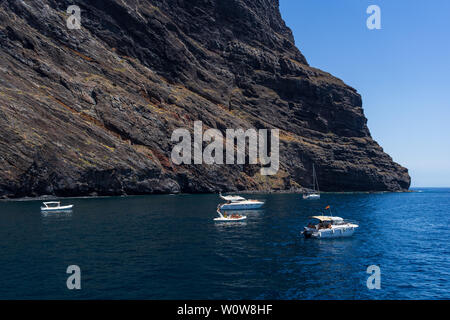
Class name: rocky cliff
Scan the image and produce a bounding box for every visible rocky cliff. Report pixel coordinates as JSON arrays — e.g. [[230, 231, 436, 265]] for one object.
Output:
[[0, 0, 410, 198]]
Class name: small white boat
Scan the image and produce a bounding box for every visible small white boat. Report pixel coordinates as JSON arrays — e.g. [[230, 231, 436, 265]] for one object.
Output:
[[214, 207, 247, 222], [302, 215, 358, 239], [40, 201, 74, 211], [303, 164, 320, 200], [303, 193, 320, 200], [219, 193, 264, 210]]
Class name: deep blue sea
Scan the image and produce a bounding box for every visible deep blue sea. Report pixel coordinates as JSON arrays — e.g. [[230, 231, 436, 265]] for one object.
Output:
[[0, 188, 449, 299]]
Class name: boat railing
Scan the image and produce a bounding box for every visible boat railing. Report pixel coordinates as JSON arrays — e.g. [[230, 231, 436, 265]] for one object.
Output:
[[341, 219, 359, 225]]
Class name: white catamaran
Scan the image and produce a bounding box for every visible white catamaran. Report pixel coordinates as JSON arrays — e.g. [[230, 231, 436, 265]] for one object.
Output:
[[219, 193, 264, 210], [303, 164, 320, 200]]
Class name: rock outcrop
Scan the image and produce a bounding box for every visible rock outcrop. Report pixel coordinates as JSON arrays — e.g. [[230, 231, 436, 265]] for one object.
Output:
[[0, 0, 410, 198]]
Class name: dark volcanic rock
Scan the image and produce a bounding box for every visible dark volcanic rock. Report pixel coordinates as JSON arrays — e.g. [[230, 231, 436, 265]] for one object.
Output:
[[0, 0, 410, 198]]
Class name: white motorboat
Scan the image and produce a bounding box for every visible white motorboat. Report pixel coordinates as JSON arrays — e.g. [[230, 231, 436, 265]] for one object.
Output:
[[303, 164, 320, 200], [219, 193, 264, 210], [214, 207, 247, 222], [40, 201, 74, 211], [302, 215, 358, 238]]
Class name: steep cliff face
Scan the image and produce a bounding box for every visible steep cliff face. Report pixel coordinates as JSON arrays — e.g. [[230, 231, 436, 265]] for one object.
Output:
[[0, 0, 410, 198]]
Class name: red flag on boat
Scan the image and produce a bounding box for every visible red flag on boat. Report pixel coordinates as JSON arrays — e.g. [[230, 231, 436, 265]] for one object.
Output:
[[325, 205, 330, 210]]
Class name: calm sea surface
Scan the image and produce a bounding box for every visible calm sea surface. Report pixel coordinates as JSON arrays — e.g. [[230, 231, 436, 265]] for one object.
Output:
[[0, 188, 449, 299]]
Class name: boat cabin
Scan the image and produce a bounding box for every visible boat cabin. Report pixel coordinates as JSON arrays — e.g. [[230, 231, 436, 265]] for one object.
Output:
[[307, 216, 345, 230], [219, 194, 246, 203], [42, 202, 61, 208]]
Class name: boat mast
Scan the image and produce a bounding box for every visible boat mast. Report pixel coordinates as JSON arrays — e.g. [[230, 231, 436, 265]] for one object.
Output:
[[312, 164, 319, 193], [315, 164, 320, 193]]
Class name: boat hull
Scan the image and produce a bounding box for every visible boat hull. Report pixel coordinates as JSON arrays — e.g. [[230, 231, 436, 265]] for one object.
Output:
[[220, 202, 264, 210], [214, 216, 247, 222], [303, 224, 358, 239], [41, 205, 74, 211]]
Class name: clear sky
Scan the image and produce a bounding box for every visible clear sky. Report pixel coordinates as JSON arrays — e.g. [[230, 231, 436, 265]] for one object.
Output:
[[280, 0, 450, 187]]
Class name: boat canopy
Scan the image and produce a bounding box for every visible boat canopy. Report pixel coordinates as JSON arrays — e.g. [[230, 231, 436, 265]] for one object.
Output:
[[219, 194, 246, 202], [310, 216, 343, 222], [43, 202, 60, 206]]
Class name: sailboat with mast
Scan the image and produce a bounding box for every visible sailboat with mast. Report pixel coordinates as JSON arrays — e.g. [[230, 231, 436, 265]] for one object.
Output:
[[303, 164, 320, 200]]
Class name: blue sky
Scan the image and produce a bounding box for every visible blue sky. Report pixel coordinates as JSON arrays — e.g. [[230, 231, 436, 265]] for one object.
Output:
[[280, 0, 450, 187]]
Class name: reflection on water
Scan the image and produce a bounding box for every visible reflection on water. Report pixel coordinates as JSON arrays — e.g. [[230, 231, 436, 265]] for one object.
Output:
[[214, 221, 248, 228], [221, 209, 264, 215], [41, 210, 73, 219]]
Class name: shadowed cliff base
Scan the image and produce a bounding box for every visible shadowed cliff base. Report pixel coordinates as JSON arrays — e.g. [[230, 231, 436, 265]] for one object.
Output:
[[0, 0, 410, 198]]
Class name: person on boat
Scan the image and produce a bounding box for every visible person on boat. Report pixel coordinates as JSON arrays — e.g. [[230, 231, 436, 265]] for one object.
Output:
[[307, 222, 316, 229]]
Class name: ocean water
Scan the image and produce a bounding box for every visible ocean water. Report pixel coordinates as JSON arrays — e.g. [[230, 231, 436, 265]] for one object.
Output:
[[0, 188, 449, 300]]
